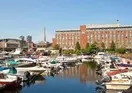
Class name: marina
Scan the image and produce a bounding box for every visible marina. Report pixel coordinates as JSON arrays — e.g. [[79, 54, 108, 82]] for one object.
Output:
[[0, 59, 99, 93], [0, 1, 132, 93], [0, 51, 131, 93]]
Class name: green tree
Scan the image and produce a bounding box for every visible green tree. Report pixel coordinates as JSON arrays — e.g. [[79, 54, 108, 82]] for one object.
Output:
[[85, 42, 89, 49], [88, 42, 99, 54], [116, 47, 126, 54], [81, 49, 89, 55], [53, 44, 60, 50], [101, 42, 105, 49], [101, 42, 105, 51], [110, 40, 116, 51], [75, 41, 81, 51], [75, 50, 81, 55]]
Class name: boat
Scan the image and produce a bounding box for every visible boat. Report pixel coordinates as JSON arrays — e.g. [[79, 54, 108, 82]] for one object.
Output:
[[0, 66, 9, 71], [106, 68, 129, 76], [55, 55, 77, 63], [105, 78, 132, 90], [106, 84, 130, 90], [0, 73, 21, 87], [81, 55, 93, 62], [1, 66, 47, 82], [122, 86, 132, 93], [10, 48, 22, 55], [14, 58, 37, 67], [96, 73, 132, 90], [41, 60, 63, 68], [2, 66, 47, 75], [94, 52, 112, 64], [38, 56, 50, 62]]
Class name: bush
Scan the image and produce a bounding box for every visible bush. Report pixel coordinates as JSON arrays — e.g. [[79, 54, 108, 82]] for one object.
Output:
[[116, 48, 126, 54]]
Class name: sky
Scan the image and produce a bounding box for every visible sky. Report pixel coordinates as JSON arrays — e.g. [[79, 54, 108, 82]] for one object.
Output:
[[0, 0, 132, 43]]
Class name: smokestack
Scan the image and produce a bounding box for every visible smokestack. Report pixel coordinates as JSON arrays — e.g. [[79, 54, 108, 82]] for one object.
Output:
[[44, 27, 46, 43]]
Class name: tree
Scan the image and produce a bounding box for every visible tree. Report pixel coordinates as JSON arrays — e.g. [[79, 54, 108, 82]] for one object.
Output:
[[53, 44, 60, 50], [110, 40, 116, 51], [101, 42, 105, 51], [75, 42, 81, 51], [116, 47, 126, 54], [85, 42, 89, 49], [88, 42, 99, 54], [101, 42, 105, 49]]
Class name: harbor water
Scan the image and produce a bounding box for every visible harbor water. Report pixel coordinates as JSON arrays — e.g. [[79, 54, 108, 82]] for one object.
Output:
[[2, 62, 101, 93]]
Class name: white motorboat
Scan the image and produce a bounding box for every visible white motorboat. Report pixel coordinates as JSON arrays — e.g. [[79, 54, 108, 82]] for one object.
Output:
[[105, 77, 132, 90], [81, 55, 93, 62], [94, 52, 112, 64], [56, 55, 77, 63], [14, 58, 37, 67], [94, 52, 105, 64], [2, 66, 47, 81], [41, 60, 63, 69], [2, 66, 47, 74], [15, 58, 37, 63], [0, 73, 21, 87]]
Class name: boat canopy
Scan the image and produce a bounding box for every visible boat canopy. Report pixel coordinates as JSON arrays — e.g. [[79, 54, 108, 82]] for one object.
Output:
[[0, 67, 9, 71], [8, 67, 17, 74], [51, 60, 56, 64]]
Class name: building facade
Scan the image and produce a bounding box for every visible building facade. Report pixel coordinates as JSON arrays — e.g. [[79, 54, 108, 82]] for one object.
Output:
[[52, 23, 132, 49], [0, 38, 36, 51]]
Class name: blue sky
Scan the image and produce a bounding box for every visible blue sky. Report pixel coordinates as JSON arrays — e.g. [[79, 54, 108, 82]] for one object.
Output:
[[0, 0, 132, 43]]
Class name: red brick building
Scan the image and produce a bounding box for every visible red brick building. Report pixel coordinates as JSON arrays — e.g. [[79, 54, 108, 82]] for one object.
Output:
[[52, 23, 132, 49]]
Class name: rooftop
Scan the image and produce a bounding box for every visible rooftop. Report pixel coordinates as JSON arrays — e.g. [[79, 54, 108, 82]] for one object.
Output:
[[56, 29, 80, 32], [86, 24, 120, 28], [56, 23, 132, 32]]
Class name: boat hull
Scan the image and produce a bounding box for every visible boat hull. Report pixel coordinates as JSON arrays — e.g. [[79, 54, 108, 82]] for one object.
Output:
[[18, 63, 36, 67], [106, 84, 130, 90], [0, 80, 21, 88]]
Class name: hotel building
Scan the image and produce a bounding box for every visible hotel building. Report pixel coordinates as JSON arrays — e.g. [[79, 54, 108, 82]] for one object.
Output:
[[52, 23, 132, 49]]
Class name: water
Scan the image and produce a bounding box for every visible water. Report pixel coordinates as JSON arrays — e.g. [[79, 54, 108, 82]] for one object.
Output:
[[2, 62, 101, 93], [22, 76, 97, 93]]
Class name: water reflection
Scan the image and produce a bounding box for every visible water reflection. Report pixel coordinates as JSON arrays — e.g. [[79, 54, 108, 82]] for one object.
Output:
[[0, 85, 22, 93], [58, 62, 100, 83], [1, 62, 100, 93], [22, 75, 46, 87]]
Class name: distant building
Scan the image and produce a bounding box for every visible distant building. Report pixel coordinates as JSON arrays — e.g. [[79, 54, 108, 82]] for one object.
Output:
[[52, 23, 132, 49], [0, 38, 36, 51], [36, 41, 52, 51], [0, 38, 26, 51], [26, 35, 32, 42], [36, 27, 52, 51]]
